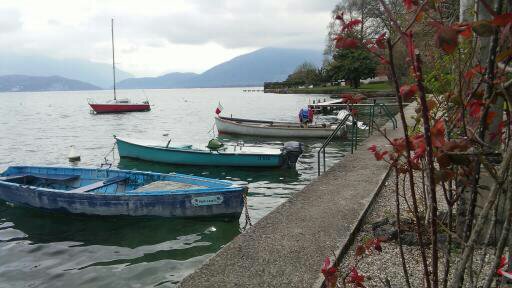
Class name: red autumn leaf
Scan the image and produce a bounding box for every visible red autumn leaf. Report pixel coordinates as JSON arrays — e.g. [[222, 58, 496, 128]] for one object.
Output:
[[467, 99, 484, 118], [341, 38, 359, 49], [342, 19, 362, 32], [321, 257, 338, 287], [427, 98, 438, 111], [368, 145, 388, 161], [373, 238, 382, 252], [355, 245, 366, 256], [492, 13, 512, 26], [486, 111, 497, 124], [464, 65, 485, 81], [399, 84, 418, 100], [412, 135, 426, 160], [497, 256, 508, 276], [321, 257, 331, 272], [403, 0, 417, 10], [404, 31, 415, 61], [375, 32, 387, 49], [459, 25, 472, 39], [415, 10, 425, 22], [375, 150, 388, 161], [342, 94, 364, 104], [379, 56, 390, 65], [490, 121, 506, 142], [335, 37, 359, 49], [348, 267, 365, 285], [391, 137, 406, 154], [434, 25, 459, 54], [431, 120, 446, 148]]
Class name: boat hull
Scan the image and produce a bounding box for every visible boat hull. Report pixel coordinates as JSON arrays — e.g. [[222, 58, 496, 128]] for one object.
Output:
[[0, 166, 245, 218], [116, 138, 285, 167], [89, 103, 151, 113], [215, 116, 345, 138]]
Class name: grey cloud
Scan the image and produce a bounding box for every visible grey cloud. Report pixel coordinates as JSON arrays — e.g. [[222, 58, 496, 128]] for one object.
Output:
[[142, 0, 337, 49], [0, 9, 22, 33]]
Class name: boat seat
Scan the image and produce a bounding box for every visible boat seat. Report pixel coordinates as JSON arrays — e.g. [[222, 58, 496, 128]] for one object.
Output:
[[69, 176, 128, 193]]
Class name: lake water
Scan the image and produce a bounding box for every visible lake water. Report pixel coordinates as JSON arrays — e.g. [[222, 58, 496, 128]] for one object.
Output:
[[0, 88, 360, 287]]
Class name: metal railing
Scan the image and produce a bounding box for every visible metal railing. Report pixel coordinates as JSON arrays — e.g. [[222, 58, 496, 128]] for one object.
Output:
[[316, 101, 398, 176], [317, 113, 352, 176]]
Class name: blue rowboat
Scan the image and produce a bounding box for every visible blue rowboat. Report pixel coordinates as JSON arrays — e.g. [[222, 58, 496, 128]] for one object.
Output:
[[0, 166, 247, 218], [115, 137, 304, 168]]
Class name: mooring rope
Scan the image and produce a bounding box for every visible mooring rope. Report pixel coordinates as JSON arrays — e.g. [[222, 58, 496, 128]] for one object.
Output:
[[207, 122, 217, 138], [242, 191, 252, 231], [100, 142, 117, 168]]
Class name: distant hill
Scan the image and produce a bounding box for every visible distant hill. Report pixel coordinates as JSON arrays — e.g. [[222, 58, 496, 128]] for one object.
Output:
[[0, 53, 132, 88], [117, 72, 198, 89], [117, 47, 323, 89], [0, 75, 100, 92]]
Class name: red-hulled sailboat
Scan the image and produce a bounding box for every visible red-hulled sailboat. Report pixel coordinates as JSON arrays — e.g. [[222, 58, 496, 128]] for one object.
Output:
[[88, 19, 151, 114]]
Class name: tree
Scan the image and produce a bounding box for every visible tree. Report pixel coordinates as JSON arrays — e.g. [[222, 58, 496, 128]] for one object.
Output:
[[285, 62, 321, 86], [326, 48, 378, 88], [321, 1, 512, 288]]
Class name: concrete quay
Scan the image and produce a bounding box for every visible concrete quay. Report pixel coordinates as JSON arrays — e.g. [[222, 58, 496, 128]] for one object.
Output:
[[179, 104, 415, 288]]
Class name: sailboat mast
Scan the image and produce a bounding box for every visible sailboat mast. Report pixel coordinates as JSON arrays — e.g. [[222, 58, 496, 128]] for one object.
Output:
[[111, 18, 117, 101]]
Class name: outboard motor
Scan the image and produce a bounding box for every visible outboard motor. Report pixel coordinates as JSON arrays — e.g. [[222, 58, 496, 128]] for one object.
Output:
[[282, 141, 304, 168]]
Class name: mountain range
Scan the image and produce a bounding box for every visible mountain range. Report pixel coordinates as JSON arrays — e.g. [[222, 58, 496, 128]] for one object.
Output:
[[0, 47, 323, 92], [0, 53, 132, 88], [117, 47, 323, 89], [0, 75, 100, 92]]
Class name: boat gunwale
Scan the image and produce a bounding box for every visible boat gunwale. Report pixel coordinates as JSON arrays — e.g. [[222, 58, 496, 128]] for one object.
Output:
[[89, 103, 151, 107], [0, 180, 244, 196], [0, 166, 244, 196], [216, 116, 338, 132], [115, 137, 284, 157]]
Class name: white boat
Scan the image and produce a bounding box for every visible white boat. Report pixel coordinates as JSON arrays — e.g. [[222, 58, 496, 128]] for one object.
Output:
[[215, 115, 346, 138]]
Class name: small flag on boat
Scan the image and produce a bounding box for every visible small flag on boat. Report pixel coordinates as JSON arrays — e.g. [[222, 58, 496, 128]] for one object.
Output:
[[215, 102, 223, 115]]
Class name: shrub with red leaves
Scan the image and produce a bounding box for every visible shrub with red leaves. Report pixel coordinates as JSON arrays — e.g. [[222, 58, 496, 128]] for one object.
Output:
[[321, 257, 338, 288], [335, 36, 359, 49]]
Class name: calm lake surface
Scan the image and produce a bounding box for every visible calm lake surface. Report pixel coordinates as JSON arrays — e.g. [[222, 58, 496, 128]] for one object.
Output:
[[0, 88, 355, 287]]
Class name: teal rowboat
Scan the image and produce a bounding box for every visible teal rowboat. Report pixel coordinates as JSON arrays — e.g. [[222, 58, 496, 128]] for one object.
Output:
[[115, 137, 303, 168]]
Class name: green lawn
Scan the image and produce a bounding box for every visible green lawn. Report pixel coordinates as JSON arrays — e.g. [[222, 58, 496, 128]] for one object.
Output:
[[268, 82, 392, 94]]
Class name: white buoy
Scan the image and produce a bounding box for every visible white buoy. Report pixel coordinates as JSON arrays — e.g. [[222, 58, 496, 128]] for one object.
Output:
[[68, 145, 81, 162]]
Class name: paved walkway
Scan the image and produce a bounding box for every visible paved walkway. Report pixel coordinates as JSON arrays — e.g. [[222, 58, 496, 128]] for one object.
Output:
[[179, 104, 414, 288]]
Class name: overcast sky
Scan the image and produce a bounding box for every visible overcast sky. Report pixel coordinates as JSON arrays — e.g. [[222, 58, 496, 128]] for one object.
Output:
[[0, 0, 338, 77]]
